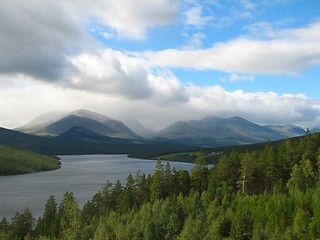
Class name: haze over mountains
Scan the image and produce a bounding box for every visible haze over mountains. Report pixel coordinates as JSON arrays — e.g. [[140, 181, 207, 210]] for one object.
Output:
[[155, 116, 306, 146], [15, 109, 307, 147], [17, 109, 140, 140]]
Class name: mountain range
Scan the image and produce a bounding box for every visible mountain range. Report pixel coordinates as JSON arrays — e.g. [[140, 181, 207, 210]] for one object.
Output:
[[154, 116, 306, 146], [14, 109, 307, 148], [17, 109, 140, 140]]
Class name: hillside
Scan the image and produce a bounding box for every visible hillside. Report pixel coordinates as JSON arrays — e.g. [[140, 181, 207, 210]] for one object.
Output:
[[155, 116, 305, 146], [55, 126, 118, 143], [45, 115, 116, 136], [0, 126, 197, 156], [0, 145, 60, 175]]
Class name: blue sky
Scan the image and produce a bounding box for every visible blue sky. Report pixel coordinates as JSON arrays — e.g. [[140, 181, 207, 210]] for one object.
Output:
[[86, 0, 320, 97], [0, 0, 320, 129]]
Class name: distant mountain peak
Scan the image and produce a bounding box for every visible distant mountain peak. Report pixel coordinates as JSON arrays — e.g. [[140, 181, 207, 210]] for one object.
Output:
[[70, 109, 112, 123], [229, 116, 247, 121], [17, 109, 141, 140], [121, 118, 156, 139], [155, 115, 306, 147], [17, 111, 66, 131]]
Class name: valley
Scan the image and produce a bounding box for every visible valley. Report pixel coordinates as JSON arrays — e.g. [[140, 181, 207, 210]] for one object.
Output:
[[0, 109, 308, 175]]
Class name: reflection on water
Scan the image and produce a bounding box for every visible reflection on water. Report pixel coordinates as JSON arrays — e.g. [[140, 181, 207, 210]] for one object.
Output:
[[0, 155, 194, 219]]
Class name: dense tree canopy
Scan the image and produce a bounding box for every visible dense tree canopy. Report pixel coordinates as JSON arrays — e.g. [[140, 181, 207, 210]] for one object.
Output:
[[0, 145, 60, 175], [1, 133, 320, 239]]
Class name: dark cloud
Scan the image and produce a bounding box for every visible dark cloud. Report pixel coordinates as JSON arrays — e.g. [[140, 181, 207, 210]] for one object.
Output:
[[0, 0, 83, 80]]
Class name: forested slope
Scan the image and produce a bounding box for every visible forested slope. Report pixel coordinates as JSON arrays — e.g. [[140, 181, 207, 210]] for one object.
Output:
[[0, 145, 60, 175], [1, 132, 320, 239]]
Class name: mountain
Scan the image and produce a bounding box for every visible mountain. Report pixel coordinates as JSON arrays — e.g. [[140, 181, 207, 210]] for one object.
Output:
[[121, 118, 156, 139], [0, 127, 47, 151], [55, 126, 130, 143], [311, 127, 320, 133], [155, 116, 306, 146], [16, 111, 65, 135], [70, 109, 111, 122], [18, 109, 140, 140], [16, 110, 307, 148], [264, 125, 306, 137], [0, 126, 197, 156], [44, 115, 116, 136]]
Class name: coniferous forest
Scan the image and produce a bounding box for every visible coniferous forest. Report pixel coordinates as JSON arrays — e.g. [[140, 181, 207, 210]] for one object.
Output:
[[0, 145, 61, 175], [1, 133, 320, 240]]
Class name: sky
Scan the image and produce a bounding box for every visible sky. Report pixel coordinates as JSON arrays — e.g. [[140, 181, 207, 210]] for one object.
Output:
[[0, 0, 320, 130]]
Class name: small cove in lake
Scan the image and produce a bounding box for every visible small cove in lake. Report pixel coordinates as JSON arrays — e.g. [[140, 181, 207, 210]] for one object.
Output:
[[0, 155, 194, 219]]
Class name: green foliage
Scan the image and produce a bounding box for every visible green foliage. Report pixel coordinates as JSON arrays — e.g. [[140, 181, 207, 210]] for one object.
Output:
[[10, 208, 34, 240], [58, 192, 81, 240], [0, 145, 60, 175], [3, 133, 320, 240], [35, 195, 57, 238], [191, 150, 209, 193], [150, 160, 164, 202]]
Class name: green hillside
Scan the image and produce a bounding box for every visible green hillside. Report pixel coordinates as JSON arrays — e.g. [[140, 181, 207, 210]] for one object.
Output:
[[0, 145, 61, 175], [131, 135, 304, 164], [2, 132, 320, 239]]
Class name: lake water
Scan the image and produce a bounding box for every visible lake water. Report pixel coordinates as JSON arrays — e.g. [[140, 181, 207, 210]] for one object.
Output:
[[0, 155, 194, 219]]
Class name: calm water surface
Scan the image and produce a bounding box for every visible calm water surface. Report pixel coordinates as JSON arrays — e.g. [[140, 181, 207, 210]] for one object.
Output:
[[0, 155, 194, 219]]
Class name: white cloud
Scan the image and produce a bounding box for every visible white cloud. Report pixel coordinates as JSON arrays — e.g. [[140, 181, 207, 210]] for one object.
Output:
[[184, 5, 213, 28], [185, 85, 320, 127], [184, 33, 206, 49], [0, 0, 319, 132], [138, 21, 320, 75], [66, 0, 180, 39], [148, 70, 188, 104], [1, 73, 320, 130], [0, 75, 87, 128], [0, 0, 180, 82], [102, 32, 114, 39], [244, 21, 278, 38], [68, 49, 152, 99], [281, 22, 320, 42], [229, 73, 254, 82]]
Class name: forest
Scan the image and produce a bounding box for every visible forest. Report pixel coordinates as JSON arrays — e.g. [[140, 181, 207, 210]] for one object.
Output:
[[0, 145, 61, 175], [1, 132, 320, 239]]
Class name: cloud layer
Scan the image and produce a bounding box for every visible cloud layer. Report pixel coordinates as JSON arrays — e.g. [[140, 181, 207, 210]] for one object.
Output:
[[139, 22, 320, 76], [66, 0, 180, 39], [0, 0, 83, 80], [1, 73, 320, 129], [0, 0, 320, 130]]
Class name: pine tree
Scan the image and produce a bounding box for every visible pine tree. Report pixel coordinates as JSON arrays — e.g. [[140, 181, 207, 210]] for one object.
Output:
[[58, 192, 81, 240], [150, 160, 164, 202], [163, 162, 173, 197], [177, 170, 191, 196], [118, 174, 135, 211], [191, 150, 209, 193], [10, 208, 34, 240], [35, 195, 57, 237]]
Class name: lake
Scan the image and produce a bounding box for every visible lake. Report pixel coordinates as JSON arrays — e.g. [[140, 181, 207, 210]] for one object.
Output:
[[0, 155, 194, 219]]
